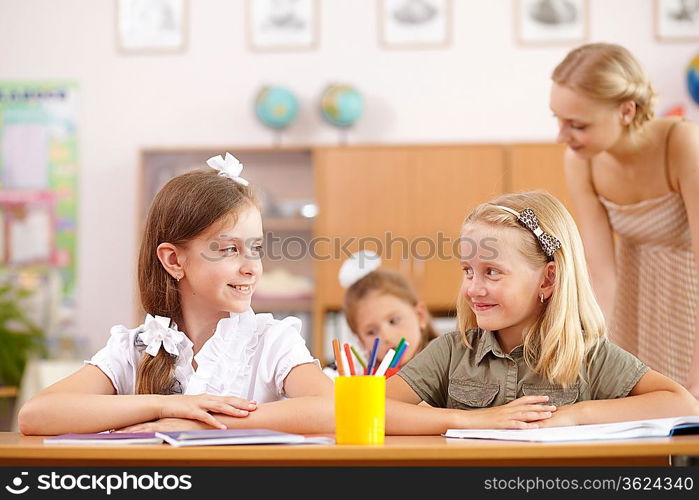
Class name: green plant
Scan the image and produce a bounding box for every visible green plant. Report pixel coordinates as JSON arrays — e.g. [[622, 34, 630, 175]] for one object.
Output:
[[0, 282, 45, 387]]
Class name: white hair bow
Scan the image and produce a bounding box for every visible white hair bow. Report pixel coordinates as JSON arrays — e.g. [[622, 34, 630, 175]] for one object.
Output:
[[206, 153, 249, 186], [138, 315, 187, 357], [338, 250, 382, 288]]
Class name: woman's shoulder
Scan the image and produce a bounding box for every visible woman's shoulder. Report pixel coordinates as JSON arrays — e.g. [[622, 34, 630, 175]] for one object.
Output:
[[562, 149, 593, 190], [654, 116, 697, 133], [647, 117, 698, 149], [663, 118, 699, 156]]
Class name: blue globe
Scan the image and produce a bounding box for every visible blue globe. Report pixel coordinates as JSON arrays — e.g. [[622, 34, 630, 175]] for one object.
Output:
[[687, 54, 699, 106], [320, 84, 363, 128], [254, 86, 299, 130]]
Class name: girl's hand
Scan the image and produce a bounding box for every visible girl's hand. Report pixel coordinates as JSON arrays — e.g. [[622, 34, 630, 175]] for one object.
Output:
[[456, 395, 557, 429], [158, 394, 257, 429], [117, 418, 211, 433]]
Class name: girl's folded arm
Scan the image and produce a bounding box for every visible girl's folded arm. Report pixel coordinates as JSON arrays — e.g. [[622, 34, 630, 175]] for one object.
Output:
[[385, 372, 555, 435], [19, 365, 255, 435], [171, 364, 335, 434], [547, 371, 699, 427], [18, 365, 163, 435]]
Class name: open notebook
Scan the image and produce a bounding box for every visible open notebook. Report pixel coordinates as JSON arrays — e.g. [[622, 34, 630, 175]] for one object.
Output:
[[44, 429, 334, 447], [155, 429, 334, 447], [444, 416, 699, 442]]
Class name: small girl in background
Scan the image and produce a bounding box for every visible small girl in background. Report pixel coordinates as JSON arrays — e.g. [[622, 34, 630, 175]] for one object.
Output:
[[385, 191, 698, 434], [19, 153, 333, 435], [324, 251, 439, 378]]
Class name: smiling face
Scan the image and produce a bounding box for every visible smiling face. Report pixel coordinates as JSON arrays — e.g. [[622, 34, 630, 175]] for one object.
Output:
[[549, 82, 628, 159], [459, 223, 549, 343], [353, 291, 425, 366], [177, 204, 264, 316]]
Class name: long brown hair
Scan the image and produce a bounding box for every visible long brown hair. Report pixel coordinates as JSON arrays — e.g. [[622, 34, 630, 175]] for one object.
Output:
[[135, 169, 256, 394], [343, 269, 439, 352], [552, 43, 656, 130]]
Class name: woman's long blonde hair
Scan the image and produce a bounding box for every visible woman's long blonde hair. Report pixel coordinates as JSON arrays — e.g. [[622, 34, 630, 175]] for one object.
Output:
[[552, 42, 657, 130], [135, 169, 256, 394], [456, 191, 606, 387]]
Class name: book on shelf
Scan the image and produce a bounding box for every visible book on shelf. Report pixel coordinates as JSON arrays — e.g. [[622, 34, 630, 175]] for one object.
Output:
[[44, 432, 163, 446], [444, 416, 699, 443], [155, 428, 334, 447]]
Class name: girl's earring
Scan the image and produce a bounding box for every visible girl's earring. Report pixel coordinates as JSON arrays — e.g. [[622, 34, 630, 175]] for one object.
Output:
[[176, 274, 182, 282], [539, 293, 545, 303]]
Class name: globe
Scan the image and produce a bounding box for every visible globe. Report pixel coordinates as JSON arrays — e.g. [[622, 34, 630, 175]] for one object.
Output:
[[687, 54, 699, 106], [320, 84, 363, 128], [254, 86, 299, 130]]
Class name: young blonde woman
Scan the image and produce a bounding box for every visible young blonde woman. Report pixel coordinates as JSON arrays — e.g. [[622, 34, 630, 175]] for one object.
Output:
[[550, 43, 699, 398]]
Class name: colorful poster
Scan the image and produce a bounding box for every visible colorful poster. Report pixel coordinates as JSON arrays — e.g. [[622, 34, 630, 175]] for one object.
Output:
[[0, 82, 79, 302]]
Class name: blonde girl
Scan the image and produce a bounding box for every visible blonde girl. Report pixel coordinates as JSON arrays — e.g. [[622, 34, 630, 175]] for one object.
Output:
[[384, 191, 698, 434]]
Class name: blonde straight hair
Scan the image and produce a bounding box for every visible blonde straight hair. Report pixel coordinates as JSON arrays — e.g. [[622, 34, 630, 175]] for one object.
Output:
[[552, 42, 657, 130], [456, 191, 606, 387]]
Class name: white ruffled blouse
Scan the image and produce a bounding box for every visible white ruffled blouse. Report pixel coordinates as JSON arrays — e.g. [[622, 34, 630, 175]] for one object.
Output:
[[87, 309, 318, 403]]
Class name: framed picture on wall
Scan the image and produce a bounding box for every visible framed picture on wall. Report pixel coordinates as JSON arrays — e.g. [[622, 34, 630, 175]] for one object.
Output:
[[655, 0, 699, 41], [247, 0, 319, 51], [515, 0, 588, 46], [116, 0, 187, 53], [379, 0, 452, 49]]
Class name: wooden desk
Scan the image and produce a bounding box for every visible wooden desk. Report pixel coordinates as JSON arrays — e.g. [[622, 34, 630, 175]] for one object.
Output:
[[1, 433, 698, 467]]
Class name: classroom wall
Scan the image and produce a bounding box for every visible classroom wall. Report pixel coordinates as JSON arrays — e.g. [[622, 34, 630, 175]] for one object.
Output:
[[0, 0, 696, 354]]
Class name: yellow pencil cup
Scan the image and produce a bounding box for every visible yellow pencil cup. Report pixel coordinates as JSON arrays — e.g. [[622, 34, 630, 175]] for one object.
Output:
[[334, 375, 385, 445]]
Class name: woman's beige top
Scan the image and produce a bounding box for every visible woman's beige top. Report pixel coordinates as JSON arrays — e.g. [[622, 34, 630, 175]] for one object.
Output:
[[596, 120, 698, 383]]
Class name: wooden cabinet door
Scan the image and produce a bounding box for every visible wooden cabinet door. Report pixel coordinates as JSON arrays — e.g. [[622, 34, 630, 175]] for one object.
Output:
[[314, 147, 413, 309], [411, 146, 505, 310], [508, 143, 573, 215], [313, 147, 416, 356]]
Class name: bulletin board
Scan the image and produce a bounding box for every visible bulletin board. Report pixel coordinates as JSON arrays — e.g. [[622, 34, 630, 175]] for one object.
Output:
[[0, 82, 79, 301]]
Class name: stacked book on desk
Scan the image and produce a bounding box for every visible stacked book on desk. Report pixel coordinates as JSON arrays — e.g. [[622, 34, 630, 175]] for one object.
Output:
[[44, 429, 334, 446]]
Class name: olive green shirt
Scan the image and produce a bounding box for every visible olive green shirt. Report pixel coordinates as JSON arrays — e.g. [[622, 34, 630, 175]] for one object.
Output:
[[398, 329, 650, 408]]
